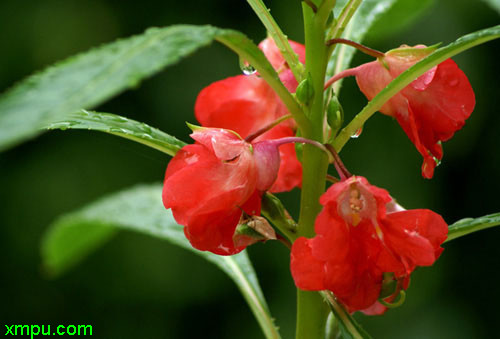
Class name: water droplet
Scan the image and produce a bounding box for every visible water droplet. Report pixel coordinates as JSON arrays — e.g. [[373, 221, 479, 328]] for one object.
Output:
[[350, 127, 363, 138], [138, 124, 152, 133], [48, 122, 73, 130], [109, 127, 129, 134], [239, 57, 256, 75], [141, 133, 153, 140], [110, 116, 129, 123]]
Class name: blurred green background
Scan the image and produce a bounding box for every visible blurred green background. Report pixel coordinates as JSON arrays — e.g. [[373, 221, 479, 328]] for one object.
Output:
[[0, 0, 499, 338]]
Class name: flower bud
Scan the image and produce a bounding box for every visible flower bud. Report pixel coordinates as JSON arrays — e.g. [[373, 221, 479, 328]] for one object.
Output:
[[295, 76, 315, 105], [326, 94, 344, 137]]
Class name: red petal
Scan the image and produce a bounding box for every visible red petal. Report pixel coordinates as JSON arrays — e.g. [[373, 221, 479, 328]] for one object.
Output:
[[190, 128, 246, 161], [163, 136, 257, 230], [382, 209, 448, 269], [290, 237, 326, 290], [338, 269, 382, 312], [311, 209, 350, 261], [185, 208, 245, 255], [195, 75, 284, 138], [258, 38, 305, 71]]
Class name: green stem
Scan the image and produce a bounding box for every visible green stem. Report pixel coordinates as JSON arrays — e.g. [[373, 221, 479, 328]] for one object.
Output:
[[316, 0, 337, 26], [246, 0, 305, 82], [215, 34, 311, 135], [296, 290, 329, 339], [327, 0, 362, 42], [294, 1, 330, 339]]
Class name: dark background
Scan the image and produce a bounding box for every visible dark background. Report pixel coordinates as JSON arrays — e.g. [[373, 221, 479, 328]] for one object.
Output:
[[0, 0, 499, 338]]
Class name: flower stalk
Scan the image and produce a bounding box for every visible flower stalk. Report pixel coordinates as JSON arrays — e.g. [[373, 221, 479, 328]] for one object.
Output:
[[326, 38, 385, 58], [245, 114, 293, 142]]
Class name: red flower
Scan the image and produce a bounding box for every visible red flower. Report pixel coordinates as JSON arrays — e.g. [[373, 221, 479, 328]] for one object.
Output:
[[290, 176, 448, 313], [163, 127, 281, 255], [195, 38, 305, 192], [354, 45, 475, 178]]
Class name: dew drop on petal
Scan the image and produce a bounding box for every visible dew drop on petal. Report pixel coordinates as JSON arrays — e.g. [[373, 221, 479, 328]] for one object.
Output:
[[351, 127, 363, 139]]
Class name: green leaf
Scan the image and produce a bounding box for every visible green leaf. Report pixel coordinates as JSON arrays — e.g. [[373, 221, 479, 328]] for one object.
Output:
[[327, 0, 399, 88], [446, 212, 500, 242], [47, 110, 186, 156], [0, 24, 308, 152], [41, 184, 280, 339], [482, 0, 500, 14], [333, 24, 500, 151], [0, 25, 219, 152]]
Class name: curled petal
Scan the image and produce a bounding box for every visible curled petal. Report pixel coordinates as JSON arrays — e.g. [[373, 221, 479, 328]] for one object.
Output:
[[162, 129, 261, 254], [256, 125, 302, 193], [355, 46, 475, 178]]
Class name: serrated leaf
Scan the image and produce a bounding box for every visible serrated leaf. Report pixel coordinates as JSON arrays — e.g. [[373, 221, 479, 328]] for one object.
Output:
[[0, 24, 303, 152], [41, 184, 280, 339], [446, 212, 500, 242], [0, 25, 219, 152], [47, 110, 186, 156]]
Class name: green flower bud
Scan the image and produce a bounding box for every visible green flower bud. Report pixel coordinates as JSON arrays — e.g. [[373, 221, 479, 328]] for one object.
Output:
[[326, 94, 344, 136], [295, 76, 314, 105]]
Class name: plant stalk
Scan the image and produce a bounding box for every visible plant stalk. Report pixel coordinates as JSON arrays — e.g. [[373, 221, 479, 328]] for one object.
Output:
[[295, 1, 330, 338]]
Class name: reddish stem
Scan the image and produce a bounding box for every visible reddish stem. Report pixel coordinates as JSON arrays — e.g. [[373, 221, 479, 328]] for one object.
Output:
[[326, 174, 340, 183], [324, 144, 351, 180], [302, 0, 318, 13], [324, 66, 359, 90], [245, 114, 293, 142], [326, 38, 385, 58], [277, 234, 292, 250]]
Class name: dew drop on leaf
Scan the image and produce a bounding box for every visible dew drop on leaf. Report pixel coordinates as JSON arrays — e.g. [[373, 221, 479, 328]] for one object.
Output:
[[351, 127, 363, 139], [239, 57, 256, 75]]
